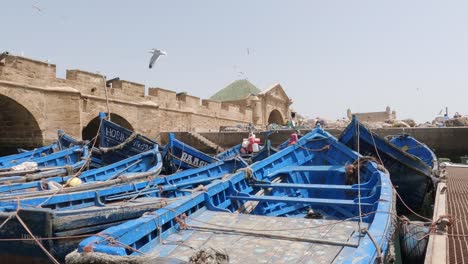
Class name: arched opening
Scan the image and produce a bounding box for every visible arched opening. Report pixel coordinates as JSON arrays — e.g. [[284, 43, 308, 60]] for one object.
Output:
[[268, 109, 284, 125], [82, 113, 134, 146], [0, 95, 43, 155]]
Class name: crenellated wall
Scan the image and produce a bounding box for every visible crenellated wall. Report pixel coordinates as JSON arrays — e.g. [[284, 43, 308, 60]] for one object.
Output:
[[0, 53, 261, 149], [147, 87, 255, 132], [347, 106, 396, 122]]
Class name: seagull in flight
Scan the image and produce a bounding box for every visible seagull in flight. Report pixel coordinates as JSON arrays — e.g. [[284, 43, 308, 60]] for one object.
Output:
[[32, 1, 43, 13], [148, 48, 166, 69]]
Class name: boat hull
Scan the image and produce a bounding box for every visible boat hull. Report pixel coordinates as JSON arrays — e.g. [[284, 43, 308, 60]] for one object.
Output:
[[339, 117, 433, 214]]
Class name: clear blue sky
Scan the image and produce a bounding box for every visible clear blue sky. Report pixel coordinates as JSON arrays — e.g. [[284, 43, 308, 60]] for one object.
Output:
[[3, 1, 468, 122]]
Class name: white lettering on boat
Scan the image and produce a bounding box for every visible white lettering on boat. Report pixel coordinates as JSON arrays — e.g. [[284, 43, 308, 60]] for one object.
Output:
[[104, 127, 152, 151], [179, 152, 209, 167]]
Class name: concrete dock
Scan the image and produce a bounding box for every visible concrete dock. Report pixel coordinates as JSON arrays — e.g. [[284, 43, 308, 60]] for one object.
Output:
[[425, 164, 468, 264]]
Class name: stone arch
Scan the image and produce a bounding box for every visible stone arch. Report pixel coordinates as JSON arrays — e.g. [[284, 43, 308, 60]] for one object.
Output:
[[82, 113, 134, 144], [0, 94, 43, 155], [267, 109, 284, 125]]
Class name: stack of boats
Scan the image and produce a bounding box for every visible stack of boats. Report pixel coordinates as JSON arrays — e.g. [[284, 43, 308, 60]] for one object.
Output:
[[0, 114, 441, 263]]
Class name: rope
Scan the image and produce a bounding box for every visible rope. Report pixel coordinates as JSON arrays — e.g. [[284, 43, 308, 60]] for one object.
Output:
[[31, 119, 103, 208], [367, 127, 433, 222], [118, 181, 167, 206], [188, 225, 358, 247], [16, 213, 60, 264], [104, 81, 111, 121], [360, 228, 383, 264], [238, 167, 254, 181], [297, 144, 330, 152], [99, 132, 138, 154], [0, 213, 14, 230], [306, 136, 331, 142], [0, 234, 94, 241], [357, 124, 363, 230], [94, 233, 147, 255], [72, 119, 103, 177]]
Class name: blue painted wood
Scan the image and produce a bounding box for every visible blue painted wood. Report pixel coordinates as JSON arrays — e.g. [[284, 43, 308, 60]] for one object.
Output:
[[73, 126, 394, 264], [339, 116, 433, 214], [0, 158, 244, 211], [216, 143, 242, 160], [0, 145, 86, 173], [226, 194, 374, 207], [0, 148, 162, 196], [388, 134, 436, 169], [216, 140, 278, 165], [251, 182, 371, 192], [163, 133, 218, 173], [99, 114, 218, 173], [0, 143, 59, 169], [57, 130, 103, 167], [99, 117, 156, 163], [0, 158, 247, 261]]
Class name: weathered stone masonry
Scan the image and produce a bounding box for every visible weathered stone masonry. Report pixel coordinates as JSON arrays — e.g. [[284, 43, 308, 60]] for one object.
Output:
[[0, 54, 292, 149]]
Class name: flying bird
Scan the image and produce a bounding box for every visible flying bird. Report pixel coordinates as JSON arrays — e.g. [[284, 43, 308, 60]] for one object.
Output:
[[148, 49, 166, 69], [32, 2, 43, 13]]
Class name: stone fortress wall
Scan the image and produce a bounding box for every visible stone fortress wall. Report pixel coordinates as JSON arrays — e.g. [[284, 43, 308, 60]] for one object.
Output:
[[0, 53, 276, 149], [347, 106, 396, 122]]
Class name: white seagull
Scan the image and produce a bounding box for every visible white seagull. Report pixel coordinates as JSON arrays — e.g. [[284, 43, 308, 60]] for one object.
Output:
[[148, 48, 166, 69]]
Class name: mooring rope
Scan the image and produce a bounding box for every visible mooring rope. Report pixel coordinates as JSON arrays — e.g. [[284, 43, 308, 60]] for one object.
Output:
[[367, 126, 433, 222], [99, 132, 138, 154], [104, 80, 111, 121], [297, 144, 330, 152], [357, 122, 363, 231], [360, 227, 383, 264]]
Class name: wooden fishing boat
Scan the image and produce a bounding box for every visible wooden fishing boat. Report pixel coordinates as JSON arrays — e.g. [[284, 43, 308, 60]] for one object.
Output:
[[57, 130, 103, 168], [99, 113, 218, 173], [0, 143, 60, 168], [339, 116, 433, 215], [216, 140, 278, 164], [387, 134, 437, 169], [0, 145, 89, 185], [68, 126, 395, 264], [162, 133, 219, 173], [0, 158, 245, 262], [0, 148, 162, 196]]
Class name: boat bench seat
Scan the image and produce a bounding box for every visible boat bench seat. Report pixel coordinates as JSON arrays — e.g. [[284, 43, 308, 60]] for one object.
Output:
[[227, 194, 373, 207], [251, 183, 371, 192], [267, 165, 345, 176]]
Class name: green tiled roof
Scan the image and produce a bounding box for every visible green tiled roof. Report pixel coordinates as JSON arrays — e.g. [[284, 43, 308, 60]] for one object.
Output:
[[210, 79, 261, 102]]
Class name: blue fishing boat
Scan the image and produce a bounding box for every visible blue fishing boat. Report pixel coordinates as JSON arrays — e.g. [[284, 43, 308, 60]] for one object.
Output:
[[215, 143, 243, 160], [0, 145, 89, 185], [216, 140, 278, 164], [0, 158, 245, 262], [58, 130, 103, 168], [339, 116, 433, 215], [387, 134, 437, 169], [0, 143, 60, 169], [68, 126, 395, 264], [99, 113, 218, 173], [162, 133, 219, 173], [0, 148, 162, 196]]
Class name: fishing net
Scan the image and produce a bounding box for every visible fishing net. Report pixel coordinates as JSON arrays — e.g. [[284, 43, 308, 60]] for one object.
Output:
[[65, 250, 187, 264], [188, 247, 229, 264], [65, 247, 229, 264]]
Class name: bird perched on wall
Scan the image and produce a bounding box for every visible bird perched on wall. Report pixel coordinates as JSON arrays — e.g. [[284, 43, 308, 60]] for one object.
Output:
[[148, 49, 166, 69]]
